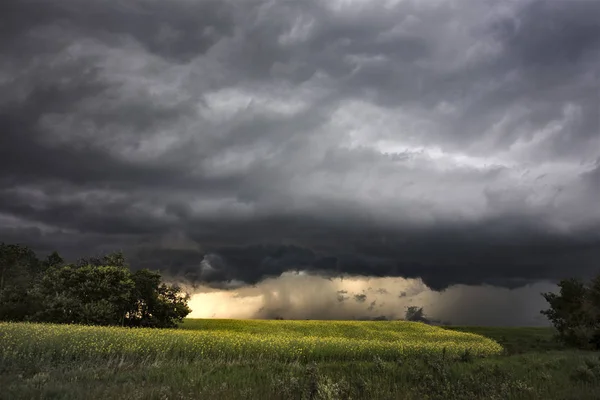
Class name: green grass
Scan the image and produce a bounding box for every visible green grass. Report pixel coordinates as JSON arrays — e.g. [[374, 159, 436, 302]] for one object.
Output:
[[444, 326, 564, 354], [1, 319, 599, 399]]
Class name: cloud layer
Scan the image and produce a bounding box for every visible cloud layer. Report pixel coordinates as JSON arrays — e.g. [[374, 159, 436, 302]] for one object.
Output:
[[1, 0, 599, 317], [187, 273, 555, 326]]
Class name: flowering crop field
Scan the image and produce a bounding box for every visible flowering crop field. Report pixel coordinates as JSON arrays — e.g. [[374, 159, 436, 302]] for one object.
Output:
[[0, 319, 502, 364], [3, 321, 600, 399]]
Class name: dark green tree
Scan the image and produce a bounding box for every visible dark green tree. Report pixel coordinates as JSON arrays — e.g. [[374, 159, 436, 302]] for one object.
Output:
[[31, 264, 135, 325], [1, 243, 191, 327], [541, 277, 600, 349], [75, 251, 126, 268], [43, 251, 64, 270], [0, 243, 42, 321], [127, 269, 191, 328]]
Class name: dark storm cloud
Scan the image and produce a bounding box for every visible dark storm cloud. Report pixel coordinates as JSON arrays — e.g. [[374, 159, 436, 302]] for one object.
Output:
[[0, 0, 599, 305], [493, 0, 600, 68], [0, 0, 234, 62]]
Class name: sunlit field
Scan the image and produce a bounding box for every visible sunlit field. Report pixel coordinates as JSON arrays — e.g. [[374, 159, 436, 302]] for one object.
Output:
[[2, 320, 600, 400], [0, 320, 501, 364]]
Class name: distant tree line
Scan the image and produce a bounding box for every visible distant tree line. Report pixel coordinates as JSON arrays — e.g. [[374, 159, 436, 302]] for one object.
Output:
[[0, 242, 190, 328]]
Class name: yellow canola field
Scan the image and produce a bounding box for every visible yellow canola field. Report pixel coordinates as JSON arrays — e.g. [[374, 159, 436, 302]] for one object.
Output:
[[0, 319, 502, 364]]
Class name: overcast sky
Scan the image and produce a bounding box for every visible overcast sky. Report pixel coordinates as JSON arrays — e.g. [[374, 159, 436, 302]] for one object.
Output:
[[1, 0, 599, 324]]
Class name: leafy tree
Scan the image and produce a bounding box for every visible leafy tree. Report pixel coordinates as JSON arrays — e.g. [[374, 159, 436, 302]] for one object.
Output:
[[0, 243, 191, 328], [30, 264, 135, 325], [127, 269, 191, 328], [541, 277, 600, 349], [43, 251, 64, 270], [0, 243, 42, 321], [75, 251, 126, 268]]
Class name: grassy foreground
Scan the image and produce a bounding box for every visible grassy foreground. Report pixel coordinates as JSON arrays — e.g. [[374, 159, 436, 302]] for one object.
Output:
[[1, 320, 600, 399]]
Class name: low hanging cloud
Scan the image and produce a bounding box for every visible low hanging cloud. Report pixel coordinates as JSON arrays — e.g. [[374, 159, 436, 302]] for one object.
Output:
[[187, 272, 555, 326], [1, 0, 599, 324]]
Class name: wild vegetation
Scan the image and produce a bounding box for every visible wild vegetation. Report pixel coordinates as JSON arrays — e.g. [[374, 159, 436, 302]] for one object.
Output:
[[0, 243, 190, 328]]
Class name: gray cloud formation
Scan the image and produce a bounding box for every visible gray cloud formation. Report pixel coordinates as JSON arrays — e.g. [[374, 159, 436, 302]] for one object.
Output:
[[1, 0, 599, 305]]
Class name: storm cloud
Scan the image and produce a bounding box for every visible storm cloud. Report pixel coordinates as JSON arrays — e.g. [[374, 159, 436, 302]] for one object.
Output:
[[186, 273, 555, 326], [1, 0, 599, 323]]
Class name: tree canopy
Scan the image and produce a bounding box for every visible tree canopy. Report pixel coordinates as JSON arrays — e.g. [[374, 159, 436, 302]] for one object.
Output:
[[0, 243, 190, 328], [542, 275, 600, 349]]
